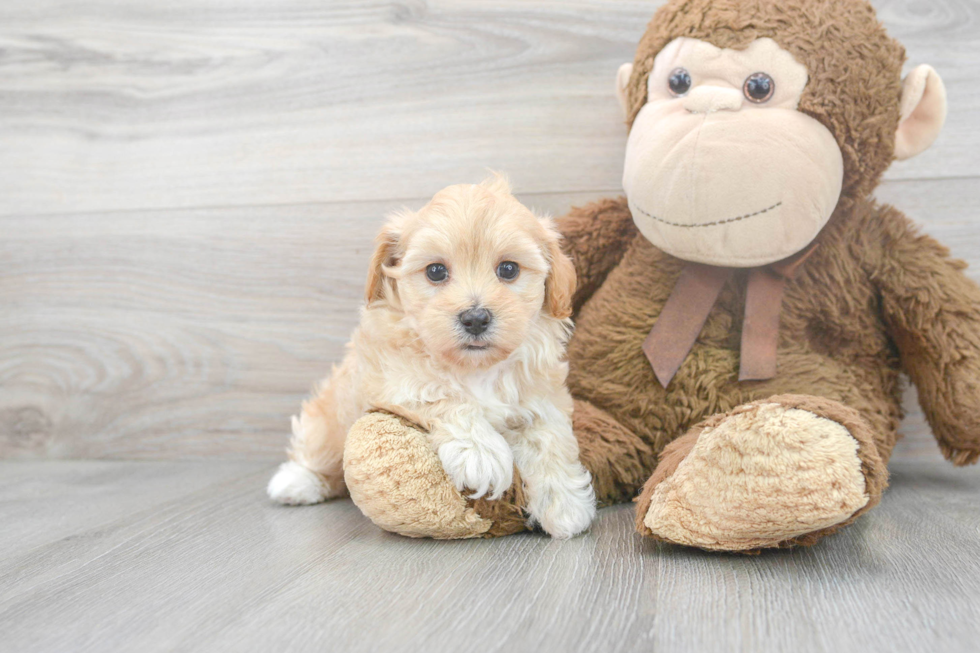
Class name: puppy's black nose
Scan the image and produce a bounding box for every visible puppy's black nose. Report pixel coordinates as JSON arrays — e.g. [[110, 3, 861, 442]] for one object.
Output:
[[459, 308, 492, 336]]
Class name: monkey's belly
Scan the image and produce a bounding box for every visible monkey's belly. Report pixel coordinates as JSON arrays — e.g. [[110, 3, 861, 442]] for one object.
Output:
[[565, 249, 902, 458]]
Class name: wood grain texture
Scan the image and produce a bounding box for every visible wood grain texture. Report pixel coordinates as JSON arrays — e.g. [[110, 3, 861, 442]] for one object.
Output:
[[1, 0, 979, 460], [0, 0, 977, 217], [1, 459, 978, 653], [2, 179, 979, 460]]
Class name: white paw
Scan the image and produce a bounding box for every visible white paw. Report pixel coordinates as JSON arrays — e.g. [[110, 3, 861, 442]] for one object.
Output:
[[438, 437, 514, 500], [267, 461, 334, 505], [527, 467, 597, 539]]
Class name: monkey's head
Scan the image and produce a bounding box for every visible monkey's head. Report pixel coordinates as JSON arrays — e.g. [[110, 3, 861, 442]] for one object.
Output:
[[618, 0, 947, 267]]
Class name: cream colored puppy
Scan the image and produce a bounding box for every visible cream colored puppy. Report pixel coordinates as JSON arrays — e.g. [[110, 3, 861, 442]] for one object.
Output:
[[267, 176, 596, 538]]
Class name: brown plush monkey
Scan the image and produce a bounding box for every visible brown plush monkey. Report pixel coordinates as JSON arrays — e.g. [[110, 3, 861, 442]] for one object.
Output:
[[343, 0, 980, 551]]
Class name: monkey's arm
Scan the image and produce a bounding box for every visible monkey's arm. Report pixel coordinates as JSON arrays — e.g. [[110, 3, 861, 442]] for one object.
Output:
[[556, 197, 638, 314], [571, 398, 655, 504], [871, 204, 980, 466]]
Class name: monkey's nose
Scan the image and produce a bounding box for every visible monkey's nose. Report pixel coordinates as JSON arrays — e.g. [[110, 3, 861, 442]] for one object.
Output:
[[683, 86, 743, 114], [459, 307, 492, 336]]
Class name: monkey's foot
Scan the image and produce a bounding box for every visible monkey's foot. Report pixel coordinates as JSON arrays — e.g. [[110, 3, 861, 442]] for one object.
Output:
[[343, 411, 528, 539], [635, 395, 888, 551]]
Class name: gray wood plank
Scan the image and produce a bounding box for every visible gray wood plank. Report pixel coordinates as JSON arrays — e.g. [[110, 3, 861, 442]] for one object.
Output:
[[3, 180, 977, 460], [0, 459, 978, 653], [0, 0, 976, 217], [0, 460, 267, 561]]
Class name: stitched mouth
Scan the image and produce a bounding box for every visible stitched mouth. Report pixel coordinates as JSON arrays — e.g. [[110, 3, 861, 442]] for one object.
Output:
[[633, 201, 782, 228]]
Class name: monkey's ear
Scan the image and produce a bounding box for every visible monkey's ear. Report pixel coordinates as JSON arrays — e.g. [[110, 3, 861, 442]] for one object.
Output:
[[615, 63, 633, 120], [894, 65, 947, 161], [365, 216, 403, 304]]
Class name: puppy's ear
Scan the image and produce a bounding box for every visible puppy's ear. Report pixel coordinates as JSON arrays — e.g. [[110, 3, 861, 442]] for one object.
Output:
[[541, 220, 576, 319], [365, 216, 403, 304]]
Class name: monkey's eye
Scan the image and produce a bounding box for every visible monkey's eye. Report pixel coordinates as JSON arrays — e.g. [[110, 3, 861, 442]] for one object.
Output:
[[496, 261, 520, 281], [425, 263, 448, 283], [743, 72, 775, 103], [667, 68, 692, 96]]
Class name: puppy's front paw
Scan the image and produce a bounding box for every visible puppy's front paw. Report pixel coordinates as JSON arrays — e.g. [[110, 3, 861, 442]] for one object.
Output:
[[438, 437, 514, 500], [528, 467, 597, 539], [267, 461, 339, 505]]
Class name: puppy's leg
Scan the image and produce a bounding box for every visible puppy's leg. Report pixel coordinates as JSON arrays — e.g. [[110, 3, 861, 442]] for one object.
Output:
[[511, 405, 596, 539], [430, 409, 514, 501], [268, 357, 356, 505]]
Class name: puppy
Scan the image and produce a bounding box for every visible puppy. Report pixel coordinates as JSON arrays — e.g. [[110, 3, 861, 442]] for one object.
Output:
[[267, 175, 596, 539]]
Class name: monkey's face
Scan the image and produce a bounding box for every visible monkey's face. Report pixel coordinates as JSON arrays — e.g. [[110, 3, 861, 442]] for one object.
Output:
[[621, 38, 844, 267]]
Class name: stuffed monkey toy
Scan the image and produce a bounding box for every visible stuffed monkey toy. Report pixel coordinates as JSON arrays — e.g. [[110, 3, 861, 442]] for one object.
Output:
[[342, 0, 980, 551]]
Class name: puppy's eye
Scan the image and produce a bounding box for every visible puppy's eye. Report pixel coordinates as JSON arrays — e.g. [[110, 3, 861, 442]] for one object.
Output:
[[496, 261, 520, 281], [425, 263, 448, 283]]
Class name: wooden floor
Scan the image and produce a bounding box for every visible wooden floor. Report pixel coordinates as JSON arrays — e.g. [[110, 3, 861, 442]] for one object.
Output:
[[3, 1, 980, 651], [1, 457, 979, 653]]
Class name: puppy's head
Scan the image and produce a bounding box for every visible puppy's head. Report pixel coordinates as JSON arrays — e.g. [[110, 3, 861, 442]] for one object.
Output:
[[366, 175, 576, 369]]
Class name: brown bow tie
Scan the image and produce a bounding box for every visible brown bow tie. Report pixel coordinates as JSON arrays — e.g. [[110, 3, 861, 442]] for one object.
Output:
[[642, 244, 817, 387]]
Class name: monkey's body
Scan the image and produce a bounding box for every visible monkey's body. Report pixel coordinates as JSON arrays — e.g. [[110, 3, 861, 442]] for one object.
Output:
[[560, 194, 980, 548], [338, 0, 980, 550], [566, 196, 904, 496]]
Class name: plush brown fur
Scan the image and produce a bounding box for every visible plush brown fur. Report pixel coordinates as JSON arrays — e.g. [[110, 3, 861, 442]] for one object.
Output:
[[467, 474, 529, 537], [522, 0, 980, 548], [341, 0, 980, 550], [571, 399, 656, 506], [559, 185, 980, 543]]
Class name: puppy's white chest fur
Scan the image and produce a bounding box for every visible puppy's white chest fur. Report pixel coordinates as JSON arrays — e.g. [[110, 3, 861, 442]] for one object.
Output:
[[458, 364, 532, 432]]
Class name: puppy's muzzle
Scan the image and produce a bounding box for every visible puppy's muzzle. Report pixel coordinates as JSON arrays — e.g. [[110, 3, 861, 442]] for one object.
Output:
[[459, 307, 492, 336]]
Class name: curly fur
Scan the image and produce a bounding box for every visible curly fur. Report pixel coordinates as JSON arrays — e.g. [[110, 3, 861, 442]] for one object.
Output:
[[269, 178, 597, 539]]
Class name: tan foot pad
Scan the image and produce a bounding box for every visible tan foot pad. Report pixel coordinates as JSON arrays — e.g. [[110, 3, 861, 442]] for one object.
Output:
[[643, 402, 870, 551], [343, 412, 492, 539]]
